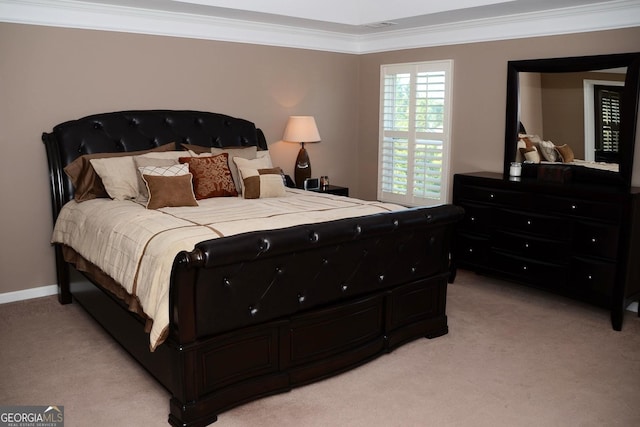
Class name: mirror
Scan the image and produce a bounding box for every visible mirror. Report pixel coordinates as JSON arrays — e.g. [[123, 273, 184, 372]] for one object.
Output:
[[504, 52, 640, 187]]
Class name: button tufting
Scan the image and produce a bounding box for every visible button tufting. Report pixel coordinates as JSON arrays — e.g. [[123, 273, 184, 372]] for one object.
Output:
[[92, 121, 103, 130], [223, 277, 231, 287], [249, 306, 258, 316], [275, 267, 284, 275], [297, 294, 306, 303], [354, 225, 362, 236], [392, 219, 399, 228], [341, 284, 348, 292], [257, 238, 270, 253], [322, 258, 329, 266], [309, 231, 319, 243]]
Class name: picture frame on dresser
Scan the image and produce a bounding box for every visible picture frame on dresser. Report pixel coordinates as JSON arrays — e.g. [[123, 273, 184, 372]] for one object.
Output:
[[452, 52, 640, 331]]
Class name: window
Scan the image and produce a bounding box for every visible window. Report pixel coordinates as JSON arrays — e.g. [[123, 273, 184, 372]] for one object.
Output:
[[594, 84, 623, 163], [378, 60, 453, 207]]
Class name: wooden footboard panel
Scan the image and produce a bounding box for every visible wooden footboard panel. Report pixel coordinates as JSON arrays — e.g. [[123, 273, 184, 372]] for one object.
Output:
[[165, 205, 462, 426]]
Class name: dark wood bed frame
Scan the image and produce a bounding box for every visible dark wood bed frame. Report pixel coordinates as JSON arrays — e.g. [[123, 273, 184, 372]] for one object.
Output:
[[42, 110, 464, 426]]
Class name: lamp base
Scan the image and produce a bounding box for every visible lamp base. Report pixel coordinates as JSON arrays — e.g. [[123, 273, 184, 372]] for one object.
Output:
[[294, 145, 311, 188]]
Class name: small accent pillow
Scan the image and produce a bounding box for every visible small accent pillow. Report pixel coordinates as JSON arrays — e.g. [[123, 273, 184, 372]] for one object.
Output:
[[238, 167, 287, 199], [233, 155, 274, 195], [134, 157, 179, 202], [64, 142, 176, 202], [539, 140, 559, 162], [142, 174, 198, 210], [555, 144, 575, 163], [179, 154, 238, 199], [520, 146, 541, 163], [211, 146, 258, 190]]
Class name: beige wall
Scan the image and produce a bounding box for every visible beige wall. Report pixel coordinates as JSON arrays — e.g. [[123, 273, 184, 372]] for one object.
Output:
[[1, 22, 639, 296], [356, 27, 640, 200]]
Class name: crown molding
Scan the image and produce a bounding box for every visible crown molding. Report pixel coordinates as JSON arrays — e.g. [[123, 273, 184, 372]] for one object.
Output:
[[1, 0, 639, 54]]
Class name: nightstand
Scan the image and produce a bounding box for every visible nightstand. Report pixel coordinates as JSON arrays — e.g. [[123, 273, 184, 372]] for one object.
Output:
[[309, 185, 349, 197]]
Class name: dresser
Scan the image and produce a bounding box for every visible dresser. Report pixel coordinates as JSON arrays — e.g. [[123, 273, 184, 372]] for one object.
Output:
[[452, 172, 640, 330]]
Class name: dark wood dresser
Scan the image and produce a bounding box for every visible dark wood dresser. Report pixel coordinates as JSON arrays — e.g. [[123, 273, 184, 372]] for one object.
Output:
[[452, 171, 640, 330]]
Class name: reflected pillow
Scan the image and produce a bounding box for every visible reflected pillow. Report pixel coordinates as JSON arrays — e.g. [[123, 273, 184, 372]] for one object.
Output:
[[555, 144, 575, 163], [520, 146, 541, 163], [539, 140, 559, 162]]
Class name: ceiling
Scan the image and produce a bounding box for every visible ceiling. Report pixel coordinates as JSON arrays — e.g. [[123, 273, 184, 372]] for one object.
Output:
[[65, 0, 626, 34], [2, 0, 639, 53]]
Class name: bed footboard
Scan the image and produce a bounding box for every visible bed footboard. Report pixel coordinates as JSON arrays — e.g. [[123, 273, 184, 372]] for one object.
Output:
[[166, 204, 463, 426]]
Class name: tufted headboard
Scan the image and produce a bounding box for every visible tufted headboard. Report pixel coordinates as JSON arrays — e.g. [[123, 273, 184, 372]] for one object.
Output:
[[42, 110, 269, 220]]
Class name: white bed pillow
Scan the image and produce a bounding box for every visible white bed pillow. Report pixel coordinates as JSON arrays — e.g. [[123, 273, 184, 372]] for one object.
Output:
[[211, 146, 258, 190], [90, 152, 192, 200]]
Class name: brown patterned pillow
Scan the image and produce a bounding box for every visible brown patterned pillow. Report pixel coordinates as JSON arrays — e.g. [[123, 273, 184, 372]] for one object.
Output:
[[142, 174, 198, 210], [179, 153, 238, 199], [64, 142, 176, 202]]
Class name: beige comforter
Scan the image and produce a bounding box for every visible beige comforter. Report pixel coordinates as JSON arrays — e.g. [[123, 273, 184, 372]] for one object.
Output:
[[52, 189, 405, 350]]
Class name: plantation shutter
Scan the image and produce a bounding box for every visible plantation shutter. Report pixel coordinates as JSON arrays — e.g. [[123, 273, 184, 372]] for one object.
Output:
[[378, 61, 453, 207]]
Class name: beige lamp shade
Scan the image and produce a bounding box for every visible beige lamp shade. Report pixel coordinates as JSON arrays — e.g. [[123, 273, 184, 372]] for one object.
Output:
[[282, 116, 321, 188], [282, 116, 321, 143]]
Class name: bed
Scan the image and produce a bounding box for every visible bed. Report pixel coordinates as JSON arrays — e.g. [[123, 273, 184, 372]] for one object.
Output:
[[42, 110, 464, 426]]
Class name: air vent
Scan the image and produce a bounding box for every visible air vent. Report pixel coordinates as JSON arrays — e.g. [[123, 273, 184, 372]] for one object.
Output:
[[364, 21, 397, 29]]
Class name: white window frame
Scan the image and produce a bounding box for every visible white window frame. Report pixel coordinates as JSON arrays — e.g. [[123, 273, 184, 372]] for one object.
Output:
[[377, 60, 453, 207]]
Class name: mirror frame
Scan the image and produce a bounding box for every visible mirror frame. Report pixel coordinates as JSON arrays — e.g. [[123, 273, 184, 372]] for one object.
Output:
[[504, 52, 640, 187]]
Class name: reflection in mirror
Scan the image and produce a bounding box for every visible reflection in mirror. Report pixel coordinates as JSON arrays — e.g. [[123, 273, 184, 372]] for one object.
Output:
[[519, 69, 626, 170], [504, 52, 640, 187]]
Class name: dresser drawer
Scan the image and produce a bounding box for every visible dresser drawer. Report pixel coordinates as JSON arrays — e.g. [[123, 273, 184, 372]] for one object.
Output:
[[536, 194, 622, 223], [490, 251, 567, 287], [573, 222, 619, 259], [492, 230, 570, 261], [569, 257, 616, 298], [455, 233, 489, 267], [494, 209, 571, 239], [458, 185, 527, 207], [458, 203, 492, 234]]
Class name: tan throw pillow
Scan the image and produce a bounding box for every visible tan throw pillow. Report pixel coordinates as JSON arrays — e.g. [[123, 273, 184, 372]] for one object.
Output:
[[211, 146, 258, 190], [142, 174, 198, 210], [64, 142, 176, 202], [232, 155, 274, 195], [555, 144, 575, 163], [179, 154, 238, 199], [134, 157, 179, 201], [238, 167, 287, 199]]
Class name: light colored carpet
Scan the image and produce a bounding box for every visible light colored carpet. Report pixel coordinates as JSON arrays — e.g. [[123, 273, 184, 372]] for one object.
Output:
[[1, 270, 639, 427]]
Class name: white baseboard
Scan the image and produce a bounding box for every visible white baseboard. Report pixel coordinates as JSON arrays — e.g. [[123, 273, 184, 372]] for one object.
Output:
[[0, 285, 58, 304]]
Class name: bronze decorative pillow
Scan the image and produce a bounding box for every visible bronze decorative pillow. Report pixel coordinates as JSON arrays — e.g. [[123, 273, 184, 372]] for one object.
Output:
[[179, 153, 238, 199], [142, 174, 198, 209], [64, 142, 176, 202], [238, 167, 287, 199], [555, 144, 575, 163]]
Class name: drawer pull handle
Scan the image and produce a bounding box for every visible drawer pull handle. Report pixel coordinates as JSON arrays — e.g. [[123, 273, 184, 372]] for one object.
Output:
[[490, 194, 495, 199], [468, 248, 473, 253], [591, 238, 597, 243], [587, 274, 593, 280], [526, 220, 532, 225], [524, 242, 529, 248], [522, 265, 528, 271], [571, 204, 577, 210], [470, 216, 475, 222]]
